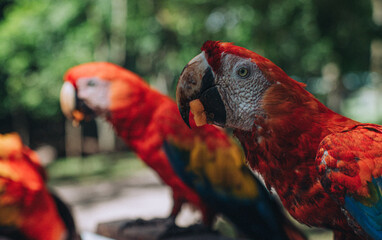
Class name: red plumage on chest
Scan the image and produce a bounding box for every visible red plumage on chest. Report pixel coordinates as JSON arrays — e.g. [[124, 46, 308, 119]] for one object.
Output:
[[234, 82, 362, 231]]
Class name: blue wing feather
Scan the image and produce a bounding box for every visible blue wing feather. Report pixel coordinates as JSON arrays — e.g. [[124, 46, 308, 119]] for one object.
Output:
[[345, 177, 382, 239]]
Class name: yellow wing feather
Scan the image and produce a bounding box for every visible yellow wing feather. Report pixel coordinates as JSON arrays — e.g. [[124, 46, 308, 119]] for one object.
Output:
[[187, 138, 258, 198]]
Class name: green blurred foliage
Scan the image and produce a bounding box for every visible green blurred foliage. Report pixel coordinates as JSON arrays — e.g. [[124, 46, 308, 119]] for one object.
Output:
[[0, 0, 374, 119], [48, 151, 144, 184]]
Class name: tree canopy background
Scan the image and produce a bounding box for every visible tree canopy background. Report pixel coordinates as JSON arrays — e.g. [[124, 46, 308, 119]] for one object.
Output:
[[0, 0, 378, 154]]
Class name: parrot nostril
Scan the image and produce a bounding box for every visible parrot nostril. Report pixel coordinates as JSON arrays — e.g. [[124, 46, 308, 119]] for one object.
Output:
[[188, 78, 197, 85]]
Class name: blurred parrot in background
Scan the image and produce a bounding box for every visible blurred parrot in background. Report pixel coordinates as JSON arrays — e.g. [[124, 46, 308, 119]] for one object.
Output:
[[0, 132, 78, 240], [59, 62, 305, 239], [176, 40, 382, 240]]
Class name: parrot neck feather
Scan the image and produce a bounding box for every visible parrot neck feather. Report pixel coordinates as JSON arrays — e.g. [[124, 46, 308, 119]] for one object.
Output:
[[108, 85, 165, 150], [234, 81, 359, 229]]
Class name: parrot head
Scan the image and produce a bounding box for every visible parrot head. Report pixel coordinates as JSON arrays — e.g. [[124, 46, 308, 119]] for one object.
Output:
[[177, 41, 305, 131], [60, 62, 145, 125]]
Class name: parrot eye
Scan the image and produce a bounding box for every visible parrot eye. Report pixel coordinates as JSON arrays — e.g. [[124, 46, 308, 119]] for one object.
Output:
[[237, 67, 249, 78], [87, 80, 96, 87]]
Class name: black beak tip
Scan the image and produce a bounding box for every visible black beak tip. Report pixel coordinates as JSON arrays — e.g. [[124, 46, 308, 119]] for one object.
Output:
[[179, 106, 191, 129]]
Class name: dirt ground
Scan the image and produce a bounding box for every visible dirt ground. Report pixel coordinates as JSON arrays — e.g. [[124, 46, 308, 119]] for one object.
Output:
[[52, 167, 332, 240], [52, 168, 201, 232]]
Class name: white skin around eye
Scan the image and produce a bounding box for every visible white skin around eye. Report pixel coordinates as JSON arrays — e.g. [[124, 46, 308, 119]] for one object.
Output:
[[215, 53, 271, 131], [76, 77, 111, 115]]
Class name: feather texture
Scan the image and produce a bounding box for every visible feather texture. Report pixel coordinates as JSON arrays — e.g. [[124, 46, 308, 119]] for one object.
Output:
[[316, 124, 382, 239], [163, 137, 305, 239], [0, 133, 69, 240]]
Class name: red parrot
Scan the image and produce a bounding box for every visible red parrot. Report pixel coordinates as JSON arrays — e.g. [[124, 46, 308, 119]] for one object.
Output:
[[59, 62, 306, 239], [0, 133, 78, 240], [60, 62, 214, 226], [176, 40, 382, 239]]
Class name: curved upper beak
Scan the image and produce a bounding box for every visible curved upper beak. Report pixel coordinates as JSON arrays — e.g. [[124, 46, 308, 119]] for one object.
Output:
[[60, 82, 84, 126], [176, 52, 226, 128]]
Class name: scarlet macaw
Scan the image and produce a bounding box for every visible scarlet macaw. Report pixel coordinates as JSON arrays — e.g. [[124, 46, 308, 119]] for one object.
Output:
[[176, 41, 382, 239]]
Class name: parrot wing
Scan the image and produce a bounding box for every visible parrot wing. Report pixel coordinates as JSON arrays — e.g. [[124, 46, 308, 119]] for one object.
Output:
[[163, 139, 301, 239], [162, 140, 196, 189], [316, 124, 382, 239]]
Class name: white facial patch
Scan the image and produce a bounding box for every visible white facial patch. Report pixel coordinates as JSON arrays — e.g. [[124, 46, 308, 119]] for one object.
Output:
[[76, 77, 111, 115], [215, 53, 271, 131]]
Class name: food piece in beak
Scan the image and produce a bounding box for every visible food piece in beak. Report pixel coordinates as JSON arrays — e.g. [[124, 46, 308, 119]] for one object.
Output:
[[71, 110, 84, 127], [190, 99, 207, 126]]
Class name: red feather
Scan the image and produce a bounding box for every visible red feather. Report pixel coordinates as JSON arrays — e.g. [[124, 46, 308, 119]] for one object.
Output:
[[0, 133, 67, 240]]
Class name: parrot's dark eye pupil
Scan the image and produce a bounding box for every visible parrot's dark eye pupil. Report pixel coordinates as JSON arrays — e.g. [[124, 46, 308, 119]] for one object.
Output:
[[237, 67, 249, 78], [87, 80, 96, 87]]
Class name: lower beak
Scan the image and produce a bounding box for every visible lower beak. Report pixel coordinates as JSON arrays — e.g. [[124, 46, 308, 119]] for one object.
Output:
[[198, 85, 226, 127], [177, 96, 192, 128], [60, 82, 84, 126]]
